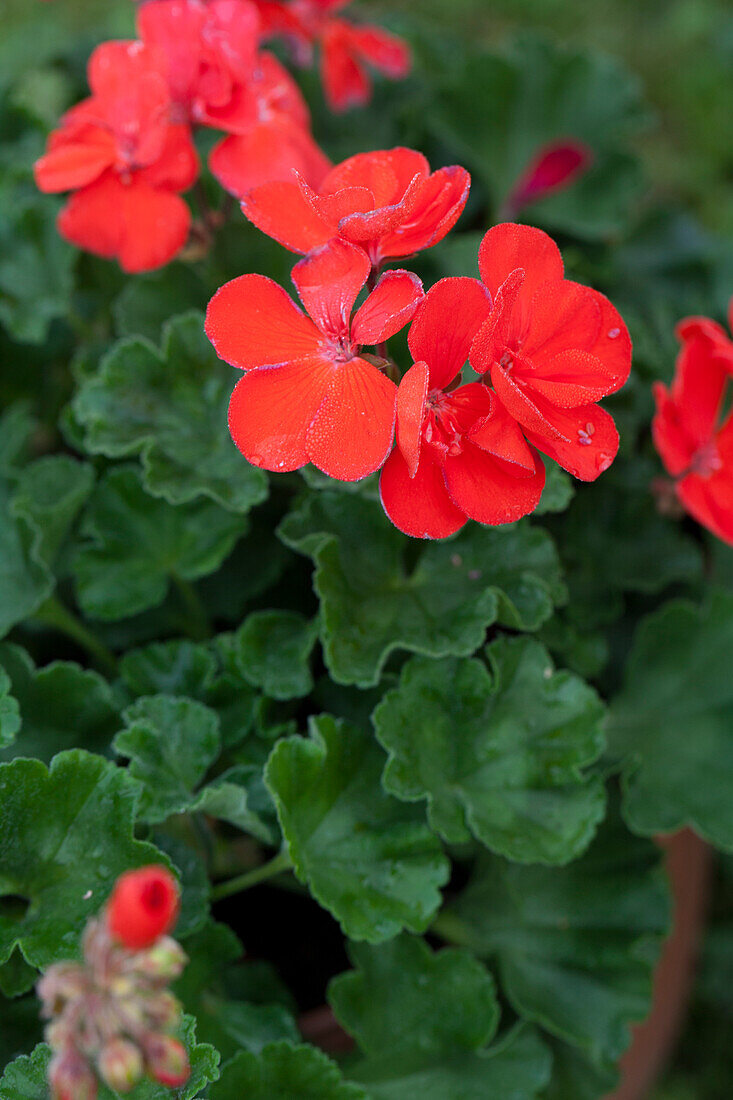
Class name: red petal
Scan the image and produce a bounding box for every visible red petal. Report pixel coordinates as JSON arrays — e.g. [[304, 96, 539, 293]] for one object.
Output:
[[292, 239, 370, 339], [57, 174, 122, 260], [469, 268, 526, 374], [678, 473, 733, 545], [136, 123, 199, 192], [380, 447, 465, 539], [491, 357, 566, 442], [320, 147, 425, 205], [206, 274, 321, 370], [351, 270, 424, 345], [116, 183, 191, 272], [241, 179, 334, 253], [443, 441, 546, 526], [209, 121, 330, 198], [526, 402, 620, 481], [409, 278, 493, 391], [670, 336, 728, 452], [136, 0, 205, 111], [336, 171, 424, 244], [584, 291, 632, 393], [396, 361, 429, 477], [87, 41, 171, 166], [34, 127, 115, 192], [521, 281, 602, 361], [478, 222, 564, 307], [321, 23, 371, 112], [228, 355, 334, 472], [347, 24, 411, 77], [378, 165, 471, 259], [528, 349, 623, 408], [469, 393, 536, 472], [306, 357, 396, 480], [652, 382, 695, 477], [508, 140, 592, 209]]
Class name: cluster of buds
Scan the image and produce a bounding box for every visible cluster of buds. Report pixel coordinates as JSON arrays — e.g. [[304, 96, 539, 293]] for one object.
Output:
[[37, 866, 190, 1099]]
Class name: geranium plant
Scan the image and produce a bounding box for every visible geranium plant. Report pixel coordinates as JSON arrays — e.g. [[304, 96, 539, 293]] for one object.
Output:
[[1, 1, 733, 1098]]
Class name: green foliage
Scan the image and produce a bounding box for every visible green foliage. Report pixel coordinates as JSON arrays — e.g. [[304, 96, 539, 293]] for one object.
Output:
[[373, 637, 606, 864], [0, 667, 20, 750], [210, 1042, 366, 1100], [266, 715, 449, 941], [236, 610, 318, 699]]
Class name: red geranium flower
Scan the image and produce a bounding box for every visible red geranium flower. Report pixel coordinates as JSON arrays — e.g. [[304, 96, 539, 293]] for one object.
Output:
[[107, 865, 180, 950], [208, 52, 331, 195], [675, 296, 733, 374], [205, 238, 424, 479], [379, 278, 547, 539], [653, 314, 733, 545], [470, 223, 631, 480], [241, 146, 470, 265], [34, 41, 198, 272]]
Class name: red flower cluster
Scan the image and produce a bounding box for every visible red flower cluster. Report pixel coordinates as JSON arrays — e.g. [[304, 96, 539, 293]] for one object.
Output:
[[254, 0, 411, 111], [207, 148, 631, 537], [35, 0, 410, 269], [653, 299, 733, 544]]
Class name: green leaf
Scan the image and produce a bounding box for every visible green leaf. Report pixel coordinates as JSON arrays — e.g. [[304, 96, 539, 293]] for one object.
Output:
[[10, 455, 94, 570], [73, 465, 244, 620], [0, 482, 52, 639], [0, 751, 165, 970], [374, 637, 606, 864], [0, 1015, 219, 1100], [608, 590, 733, 845], [278, 492, 564, 687], [120, 639, 217, 698], [191, 765, 280, 844], [265, 715, 449, 942], [0, 667, 20, 751], [236, 611, 318, 700], [0, 644, 119, 763], [441, 810, 669, 1077], [430, 33, 648, 239], [73, 313, 268, 513], [0, 990, 42, 1066], [210, 1042, 366, 1100], [329, 936, 551, 1099], [114, 695, 221, 825], [535, 460, 574, 516], [113, 268, 208, 341]]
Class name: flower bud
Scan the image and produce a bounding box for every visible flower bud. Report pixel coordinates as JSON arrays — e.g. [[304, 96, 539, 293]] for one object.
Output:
[[143, 990, 183, 1030], [107, 866, 180, 950], [144, 1034, 190, 1088], [38, 963, 87, 1015], [48, 1049, 98, 1100], [98, 1037, 144, 1093], [131, 935, 187, 981]]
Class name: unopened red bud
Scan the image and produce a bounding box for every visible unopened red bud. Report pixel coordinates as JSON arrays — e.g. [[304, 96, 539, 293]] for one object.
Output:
[[143, 990, 183, 1030], [144, 1034, 190, 1088], [98, 1037, 144, 1093], [107, 866, 180, 950], [48, 1049, 97, 1100], [505, 139, 592, 213], [132, 936, 187, 980]]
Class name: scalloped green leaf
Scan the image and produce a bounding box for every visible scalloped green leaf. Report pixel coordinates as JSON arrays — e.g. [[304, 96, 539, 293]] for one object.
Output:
[[278, 492, 564, 687], [0, 667, 20, 751], [73, 465, 244, 621], [210, 1041, 366, 1100], [608, 590, 733, 845], [374, 637, 606, 864], [442, 810, 669, 1078], [73, 312, 268, 513], [236, 610, 318, 700], [0, 482, 53, 639], [0, 644, 119, 763], [0, 1015, 219, 1100], [10, 455, 94, 570], [329, 936, 551, 1099], [0, 751, 166, 970], [265, 715, 449, 942]]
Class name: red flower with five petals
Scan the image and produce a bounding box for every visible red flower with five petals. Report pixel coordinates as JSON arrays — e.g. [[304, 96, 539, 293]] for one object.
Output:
[[241, 146, 470, 265], [470, 223, 631, 481], [205, 239, 423, 479], [34, 41, 198, 272], [653, 313, 733, 545], [379, 278, 547, 539]]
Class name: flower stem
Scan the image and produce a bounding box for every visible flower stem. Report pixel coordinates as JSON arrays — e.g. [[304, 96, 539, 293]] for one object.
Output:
[[430, 910, 476, 949], [33, 596, 118, 676], [211, 850, 293, 902], [171, 575, 212, 641]]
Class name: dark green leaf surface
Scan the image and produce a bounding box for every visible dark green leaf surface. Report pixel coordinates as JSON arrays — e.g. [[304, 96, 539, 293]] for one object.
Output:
[[236, 610, 318, 699], [10, 455, 94, 569], [374, 637, 606, 864], [609, 590, 733, 845], [265, 715, 449, 942], [0, 644, 119, 763], [73, 465, 244, 620], [442, 812, 669, 1076], [0, 482, 52, 639], [279, 492, 564, 686], [73, 313, 268, 512], [0, 751, 165, 970], [210, 1042, 366, 1100], [0, 667, 20, 751], [330, 936, 551, 1099]]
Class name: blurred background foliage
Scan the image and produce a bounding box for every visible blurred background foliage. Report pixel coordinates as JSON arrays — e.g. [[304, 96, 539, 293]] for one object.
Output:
[[1, 0, 732, 1097]]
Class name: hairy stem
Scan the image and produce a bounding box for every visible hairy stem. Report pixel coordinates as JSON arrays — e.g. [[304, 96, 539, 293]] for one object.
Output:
[[33, 596, 118, 676], [211, 850, 293, 901]]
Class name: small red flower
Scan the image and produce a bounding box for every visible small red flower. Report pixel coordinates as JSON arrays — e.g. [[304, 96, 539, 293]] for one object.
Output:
[[205, 238, 424, 479], [653, 311, 733, 545], [675, 296, 733, 374], [503, 139, 593, 217], [470, 223, 631, 481], [107, 866, 180, 950], [241, 146, 470, 265], [379, 278, 547, 538], [34, 41, 198, 272], [208, 52, 331, 196]]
